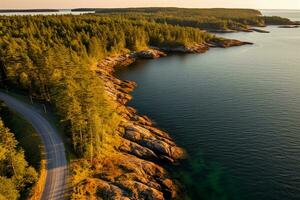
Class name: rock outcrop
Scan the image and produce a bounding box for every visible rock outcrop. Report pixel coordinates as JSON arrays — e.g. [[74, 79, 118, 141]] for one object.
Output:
[[134, 49, 167, 59], [96, 50, 185, 164], [209, 39, 253, 48]]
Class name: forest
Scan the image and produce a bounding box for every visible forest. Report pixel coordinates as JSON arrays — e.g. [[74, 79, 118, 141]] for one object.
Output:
[[75, 7, 262, 17], [85, 8, 295, 31], [0, 103, 38, 200]]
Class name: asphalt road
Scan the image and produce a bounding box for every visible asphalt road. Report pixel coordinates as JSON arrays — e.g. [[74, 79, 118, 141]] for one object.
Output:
[[0, 92, 67, 200]]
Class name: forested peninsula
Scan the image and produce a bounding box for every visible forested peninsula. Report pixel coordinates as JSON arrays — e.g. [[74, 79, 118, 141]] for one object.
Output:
[[0, 8, 295, 199]]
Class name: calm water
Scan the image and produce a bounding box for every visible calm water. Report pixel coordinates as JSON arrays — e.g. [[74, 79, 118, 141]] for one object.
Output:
[[0, 10, 94, 16], [117, 11, 300, 200]]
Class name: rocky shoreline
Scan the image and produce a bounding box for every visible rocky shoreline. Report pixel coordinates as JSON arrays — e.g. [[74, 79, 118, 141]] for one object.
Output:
[[209, 27, 270, 34], [278, 25, 300, 28], [78, 40, 252, 200]]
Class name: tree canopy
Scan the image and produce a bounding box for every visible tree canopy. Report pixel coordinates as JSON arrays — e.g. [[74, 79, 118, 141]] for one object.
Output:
[[0, 117, 38, 200]]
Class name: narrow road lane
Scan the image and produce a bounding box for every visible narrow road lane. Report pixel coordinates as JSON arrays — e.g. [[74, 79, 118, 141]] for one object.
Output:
[[0, 92, 67, 200]]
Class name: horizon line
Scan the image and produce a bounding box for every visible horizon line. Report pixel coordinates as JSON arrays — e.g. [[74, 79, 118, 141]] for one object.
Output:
[[0, 7, 300, 10]]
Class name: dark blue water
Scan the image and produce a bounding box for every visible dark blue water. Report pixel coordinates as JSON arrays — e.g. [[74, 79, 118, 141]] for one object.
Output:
[[117, 11, 300, 200]]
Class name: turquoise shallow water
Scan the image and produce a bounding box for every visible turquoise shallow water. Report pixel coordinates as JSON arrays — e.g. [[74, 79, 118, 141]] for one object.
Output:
[[117, 11, 300, 200]]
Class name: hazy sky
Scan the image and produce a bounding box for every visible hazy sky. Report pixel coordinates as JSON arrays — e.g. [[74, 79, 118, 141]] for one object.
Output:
[[1, 0, 299, 9]]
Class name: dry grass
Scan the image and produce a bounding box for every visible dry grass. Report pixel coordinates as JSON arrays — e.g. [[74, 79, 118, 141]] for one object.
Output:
[[28, 160, 47, 200]]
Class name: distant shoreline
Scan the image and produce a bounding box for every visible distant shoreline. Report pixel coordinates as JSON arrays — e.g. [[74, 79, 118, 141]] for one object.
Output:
[[1, 8, 299, 13]]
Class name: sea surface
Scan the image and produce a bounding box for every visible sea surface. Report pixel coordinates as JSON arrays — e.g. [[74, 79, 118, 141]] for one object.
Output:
[[117, 10, 300, 200]]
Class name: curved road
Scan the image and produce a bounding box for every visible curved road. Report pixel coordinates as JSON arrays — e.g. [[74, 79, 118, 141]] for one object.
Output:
[[0, 92, 67, 200]]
